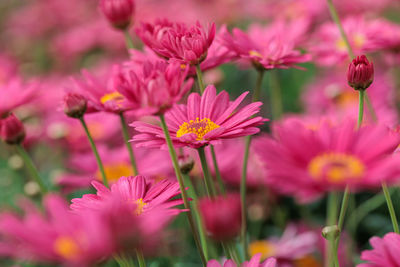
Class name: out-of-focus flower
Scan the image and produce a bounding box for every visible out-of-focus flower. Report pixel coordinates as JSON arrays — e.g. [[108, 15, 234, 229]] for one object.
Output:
[[0, 195, 114, 267], [254, 118, 400, 202], [136, 19, 216, 65], [347, 55, 374, 91], [99, 0, 135, 30], [0, 114, 26, 145], [207, 253, 277, 267], [198, 194, 241, 241], [116, 61, 193, 116], [132, 85, 265, 149], [220, 20, 311, 70], [358, 232, 400, 267], [63, 93, 87, 118]]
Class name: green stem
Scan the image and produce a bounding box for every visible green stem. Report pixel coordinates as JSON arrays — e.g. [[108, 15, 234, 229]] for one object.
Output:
[[197, 147, 217, 197], [119, 113, 138, 175], [326, 192, 338, 267], [15, 145, 48, 195], [269, 70, 282, 120], [79, 117, 108, 187], [136, 249, 146, 267], [382, 183, 400, 234], [357, 90, 365, 128], [227, 242, 241, 266], [124, 30, 135, 50], [210, 145, 226, 195], [253, 69, 265, 102], [159, 115, 207, 266], [196, 64, 205, 94]]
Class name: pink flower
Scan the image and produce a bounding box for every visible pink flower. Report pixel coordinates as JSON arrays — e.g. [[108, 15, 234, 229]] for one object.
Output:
[[254, 118, 400, 202], [0, 114, 26, 145], [99, 0, 135, 30], [63, 93, 88, 118], [207, 254, 277, 267], [132, 85, 265, 149], [135, 19, 216, 65], [358, 232, 400, 267], [0, 195, 114, 267], [220, 20, 311, 70], [115, 60, 193, 116], [347, 55, 374, 91]]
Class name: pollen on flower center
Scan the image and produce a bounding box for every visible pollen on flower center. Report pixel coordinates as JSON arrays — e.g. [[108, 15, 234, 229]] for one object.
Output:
[[249, 50, 263, 58], [249, 240, 277, 260], [100, 91, 125, 105], [97, 163, 134, 183], [54, 236, 80, 260], [135, 198, 148, 215], [176, 117, 220, 141], [308, 153, 365, 183]]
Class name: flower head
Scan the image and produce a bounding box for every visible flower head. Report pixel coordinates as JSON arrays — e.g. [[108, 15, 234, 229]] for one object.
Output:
[[359, 232, 400, 267], [136, 19, 216, 65], [0, 113, 26, 145], [63, 93, 87, 118], [99, 0, 135, 30], [132, 85, 266, 149], [347, 55, 374, 91]]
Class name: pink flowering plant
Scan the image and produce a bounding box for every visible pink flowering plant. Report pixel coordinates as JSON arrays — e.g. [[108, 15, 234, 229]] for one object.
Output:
[[1, 0, 400, 266]]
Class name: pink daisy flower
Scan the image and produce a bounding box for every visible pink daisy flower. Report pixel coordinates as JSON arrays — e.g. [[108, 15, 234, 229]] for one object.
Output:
[[219, 20, 311, 70], [132, 85, 265, 149], [359, 232, 400, 267], [0, 195, 114, 267], [135, 19, 216, 65], [207, 253, 277, 267], [254, 118, 400, 202]]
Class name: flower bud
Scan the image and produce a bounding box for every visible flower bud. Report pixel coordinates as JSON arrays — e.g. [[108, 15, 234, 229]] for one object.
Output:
[[347, 55, 374, 91], [63, 93, 87, 118], [178, 154, 194, 174], [198, 194, 242, 241], [99, 0, 135, 30], [0, 114, 26, 145]]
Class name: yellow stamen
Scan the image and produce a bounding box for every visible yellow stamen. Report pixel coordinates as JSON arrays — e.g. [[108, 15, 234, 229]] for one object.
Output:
[[353, 33, 366, 49], [308, 153, 365, 183], [249, 50, 263, 58], [100, 92, 125, 105], [96, 163, 134, 183], [176, 117, 220, 141], [54, 236, 80, 260], [135, 198, 148, 215], [248, 241, 277, 260]]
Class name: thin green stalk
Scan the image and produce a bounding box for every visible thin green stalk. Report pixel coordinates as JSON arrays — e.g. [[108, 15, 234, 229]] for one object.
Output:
[[195, 64, 205, 94], [15, 145, 48, 194], [357, 90, 365, 128], [119, 113, 138, 175], [326, 192, 338, 267], [159, 115, 207, 266], [382, 183, 400, 233], [79, 117, 108, 187], [227, 242, 241, 266], [269, 70, 282, 120], [124, 30, 135, 50], [210, 145, 226, 195], [197, 147, 217, 197], [136, 249, 146, 267]]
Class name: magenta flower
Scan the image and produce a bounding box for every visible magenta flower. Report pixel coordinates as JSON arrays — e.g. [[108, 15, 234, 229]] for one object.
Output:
[[132, 85, 265, 149], [347, 55, 374, 91], [99, 0, 135, 30], [220, 20, 311, 70], [115, 60, 193, 116], [254, 118, 400, 202], [0, 195, 114, 267], [0, 113, 26, 145], [135, 19, 216, 65], [207, 254, 277, 267], [63, 93, 88, 118], [359, 232, 400, 267]]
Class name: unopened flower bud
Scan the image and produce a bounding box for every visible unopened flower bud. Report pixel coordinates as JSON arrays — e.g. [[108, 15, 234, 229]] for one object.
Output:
[[178, 155, 194, 174], [322, 225, 340, 240], [63, 93, 87, 118], [100, 0, 135, 30], [347, 55, 374, 91], [0, 114, 26, 145]]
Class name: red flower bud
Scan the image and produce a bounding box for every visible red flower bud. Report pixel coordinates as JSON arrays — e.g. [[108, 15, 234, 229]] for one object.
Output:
[[198, 194, 242, 241], [347, 55, 374, 91], [0, 114, 26, 145], [63, 93, 87, 118], [100, 0, 135, 30]]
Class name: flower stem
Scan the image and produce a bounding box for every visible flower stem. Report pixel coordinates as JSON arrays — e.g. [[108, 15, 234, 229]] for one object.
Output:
[[124, 29, 135, 50], [197, 147, 217, 197], [269, 70, 282, 120], [210, 145, 226, 195], [119, 113, 138, 175], [326, 192, 338, 267], [382, 183, 400, 234], [196, 64, 205, 94], [159, 115, 207, 266], [15, 145, 48, 195], [79, 117, 108, 188], [357, 90, 365, 128], [136, 249, 146, 267]]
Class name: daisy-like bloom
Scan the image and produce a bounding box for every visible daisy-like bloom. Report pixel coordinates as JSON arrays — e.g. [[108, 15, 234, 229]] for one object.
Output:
[[135, 19, 216, 65], [0, 195, 114, 267], [358, 232, 400, 267], [219, 20, 311, 70], [254, 118, 400, 202], [132, 85, 265, 149], [115, 60, 193, 116], [207, 253, 277, 267]]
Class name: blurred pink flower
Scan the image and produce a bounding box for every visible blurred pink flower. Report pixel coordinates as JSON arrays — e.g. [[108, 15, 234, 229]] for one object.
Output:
[[359, 232, 400, 267], [132, 85, 265, 149], [0, 113, 26, 145], [99, 0, 135, 30]]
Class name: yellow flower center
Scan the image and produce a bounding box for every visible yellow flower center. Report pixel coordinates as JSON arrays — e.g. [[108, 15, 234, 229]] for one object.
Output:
[[294, 255, 322, 267], [332, 91, 358, 108], [336, 33, 365, 52], [54, 236, 80, 260], [135, 198, 148, 215], [97, 163, 134, 183], [100, 92, 125, 105], [308, 153, 365, 183], [249, 50, 263, 58], [176, 117, 220, 141], [249, 241, 277, 260]]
